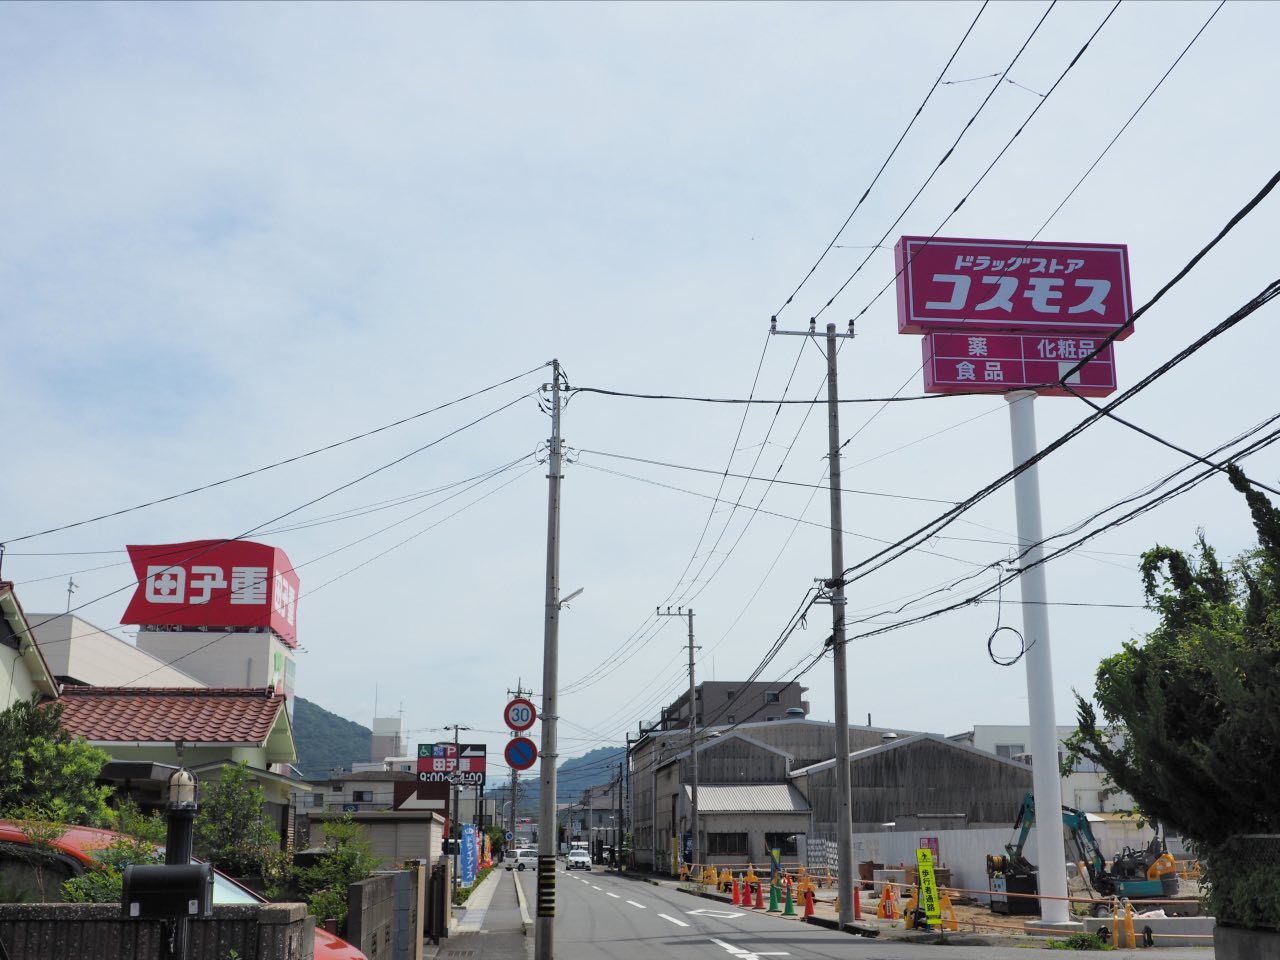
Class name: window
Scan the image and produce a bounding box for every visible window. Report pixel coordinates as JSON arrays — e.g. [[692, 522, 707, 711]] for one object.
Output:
[[706, 833, 748, 856], [994, 743, 1025, 760], [352, 790, 373, 803], [308, 792, 325, 808], [765, 832, 799, 857], [726, 690, 737, 700], [765, 691, 780, 703], [765, 716, 778, 722]]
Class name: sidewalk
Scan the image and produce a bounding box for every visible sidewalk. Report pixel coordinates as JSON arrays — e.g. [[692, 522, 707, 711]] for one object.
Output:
[[427, 868, 530, 960]]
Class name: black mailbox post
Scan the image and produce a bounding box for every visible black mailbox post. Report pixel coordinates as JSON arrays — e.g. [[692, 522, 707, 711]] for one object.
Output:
[[121, 863, 214, 920]]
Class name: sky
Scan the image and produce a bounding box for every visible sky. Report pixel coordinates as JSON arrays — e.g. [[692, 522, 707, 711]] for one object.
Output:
[[3, 1, 1278, 793]]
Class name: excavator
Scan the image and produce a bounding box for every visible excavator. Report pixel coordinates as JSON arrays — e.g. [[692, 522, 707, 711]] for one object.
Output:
[[986, 792, 1180, 915]]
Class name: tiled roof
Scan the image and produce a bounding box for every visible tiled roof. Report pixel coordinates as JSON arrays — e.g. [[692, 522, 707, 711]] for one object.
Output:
[[56, 686, 285, 745]]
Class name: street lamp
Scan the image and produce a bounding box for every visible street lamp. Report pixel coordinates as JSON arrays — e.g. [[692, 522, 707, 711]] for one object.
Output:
[[165, 768, 198, 866]]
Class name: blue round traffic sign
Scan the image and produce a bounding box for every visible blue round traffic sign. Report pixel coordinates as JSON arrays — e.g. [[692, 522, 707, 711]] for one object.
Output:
[[505, 736, 538, 771], [505, 831, 514, 842]]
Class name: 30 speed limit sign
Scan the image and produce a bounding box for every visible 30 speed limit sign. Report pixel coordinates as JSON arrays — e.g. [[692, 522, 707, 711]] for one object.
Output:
[[503, 697, 537, 732]]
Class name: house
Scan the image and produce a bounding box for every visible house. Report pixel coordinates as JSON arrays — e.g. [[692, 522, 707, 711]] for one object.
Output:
[[0, 582, 59, 708], [55, 685, 303, 842]]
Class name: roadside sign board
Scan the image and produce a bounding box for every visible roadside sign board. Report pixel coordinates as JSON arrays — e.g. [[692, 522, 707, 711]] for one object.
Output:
[[919, 836, 940, 861], [916, 848, 941, 929], [505, 736, 538, 771], [417, 742, 487, 787], [922, 331, 1117, 397], [896, 236, 1132, 338], [504, 697, 537, 732]]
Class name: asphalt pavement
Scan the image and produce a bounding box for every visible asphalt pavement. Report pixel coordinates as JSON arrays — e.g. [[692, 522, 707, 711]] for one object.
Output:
[[438, 865, 1217, 960]]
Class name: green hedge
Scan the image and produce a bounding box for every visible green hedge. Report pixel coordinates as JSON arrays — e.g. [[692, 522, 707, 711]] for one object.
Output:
[[454, 865, 494, 905]]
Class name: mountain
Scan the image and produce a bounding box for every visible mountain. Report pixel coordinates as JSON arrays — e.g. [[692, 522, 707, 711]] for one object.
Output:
[[292, 696, 371, 779], [490, 745, 626, 814]]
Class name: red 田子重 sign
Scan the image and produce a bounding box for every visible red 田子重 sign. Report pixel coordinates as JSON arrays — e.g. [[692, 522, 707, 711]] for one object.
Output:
[[120, 540, 300, 645]]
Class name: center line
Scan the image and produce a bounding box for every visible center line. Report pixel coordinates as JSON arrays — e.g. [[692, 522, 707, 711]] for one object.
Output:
[[658, 913, 690, 927], [606, 892, 621, 898], [591, 885, 602, 890], [626, 900, 647, 909]]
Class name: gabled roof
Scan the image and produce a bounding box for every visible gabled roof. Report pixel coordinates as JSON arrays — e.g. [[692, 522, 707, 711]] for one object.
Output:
[[788, 732, 1033, 778], [56, 686, 292, 755], [658, 731, 795, 770], [0, 581, 59, 699]]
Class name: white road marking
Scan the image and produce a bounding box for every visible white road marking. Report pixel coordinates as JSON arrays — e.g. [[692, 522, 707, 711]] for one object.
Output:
[[591, 885, 602, 890], [658, 913, 690, 927], [709, 938, 789, 959], [626, 900, 647, 909], [607, 892, 621, 899], [687, 908, 745, 919]]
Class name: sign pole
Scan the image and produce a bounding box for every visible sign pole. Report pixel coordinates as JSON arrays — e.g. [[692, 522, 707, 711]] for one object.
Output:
[[536, 360, 563, 960], [1005, 391, 1070, 925]]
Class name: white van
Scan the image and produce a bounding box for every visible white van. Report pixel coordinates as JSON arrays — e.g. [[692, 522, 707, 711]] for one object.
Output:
[[507, 848, 539, 871]]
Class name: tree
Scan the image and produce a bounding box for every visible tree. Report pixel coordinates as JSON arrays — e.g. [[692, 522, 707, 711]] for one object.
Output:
[[296, 816, 379, 933], [1069, 465, 1280, 927], [0, 696, 112, 826], [193, 763, 281, 878]]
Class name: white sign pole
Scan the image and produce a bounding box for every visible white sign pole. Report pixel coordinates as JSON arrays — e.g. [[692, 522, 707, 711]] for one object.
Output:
[[1005, 391, 1071, 926]]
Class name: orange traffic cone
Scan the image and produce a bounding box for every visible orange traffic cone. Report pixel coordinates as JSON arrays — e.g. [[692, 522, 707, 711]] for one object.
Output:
[[803, 888, 815, 919], [731, 878, 740, 905], [754, 882, 766, 910]]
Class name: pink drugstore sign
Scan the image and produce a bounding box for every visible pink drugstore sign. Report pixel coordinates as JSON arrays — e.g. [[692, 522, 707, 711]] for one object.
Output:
[[922, 331, 1117, 397], [896, 236, 1132, 338]]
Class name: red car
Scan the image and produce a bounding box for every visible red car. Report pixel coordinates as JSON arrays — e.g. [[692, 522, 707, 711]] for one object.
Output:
[[0, 821, 366, 960]]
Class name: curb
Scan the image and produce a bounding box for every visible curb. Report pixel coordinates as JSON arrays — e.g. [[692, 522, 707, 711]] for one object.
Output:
[[513, 868, 531, 935]]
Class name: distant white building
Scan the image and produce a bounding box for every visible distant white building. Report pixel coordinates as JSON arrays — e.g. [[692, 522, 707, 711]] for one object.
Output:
[[957, 724, 1135, 812]]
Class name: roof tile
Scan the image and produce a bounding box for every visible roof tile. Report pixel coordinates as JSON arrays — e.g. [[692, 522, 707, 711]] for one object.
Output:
[[55, 686, 285, 745]]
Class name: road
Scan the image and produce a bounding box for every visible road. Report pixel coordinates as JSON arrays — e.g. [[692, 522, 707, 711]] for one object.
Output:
[[487, 868, 1215, 960]]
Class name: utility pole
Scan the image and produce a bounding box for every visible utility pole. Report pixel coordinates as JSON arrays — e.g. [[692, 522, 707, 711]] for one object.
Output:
[[658, 606, 698, 868], [536, 360, 564, 960], [771, 316, 856, 926], [65, 577, 77, 613], [613, 762, 623, 868], [444, 723, 470, 889]]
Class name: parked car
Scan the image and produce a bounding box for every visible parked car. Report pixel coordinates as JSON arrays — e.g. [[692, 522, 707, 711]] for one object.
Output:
[[0, 821, 367, 960], [506, 848, 539, 871], [566, 850, 591, 872]]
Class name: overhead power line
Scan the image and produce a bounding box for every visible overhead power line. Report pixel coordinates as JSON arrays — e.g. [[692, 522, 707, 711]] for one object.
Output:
[[774, 0, 990, 317], [1, 362, 549, 546], [809, 0, 1063, 320]]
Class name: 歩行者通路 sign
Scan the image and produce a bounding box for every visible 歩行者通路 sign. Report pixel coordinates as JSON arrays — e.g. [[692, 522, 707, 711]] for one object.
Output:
[[921, 331, 1117, 397], [120, 540, 300, 646], [895, 236, 1132, 338], [417, 742, 487, 787]]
